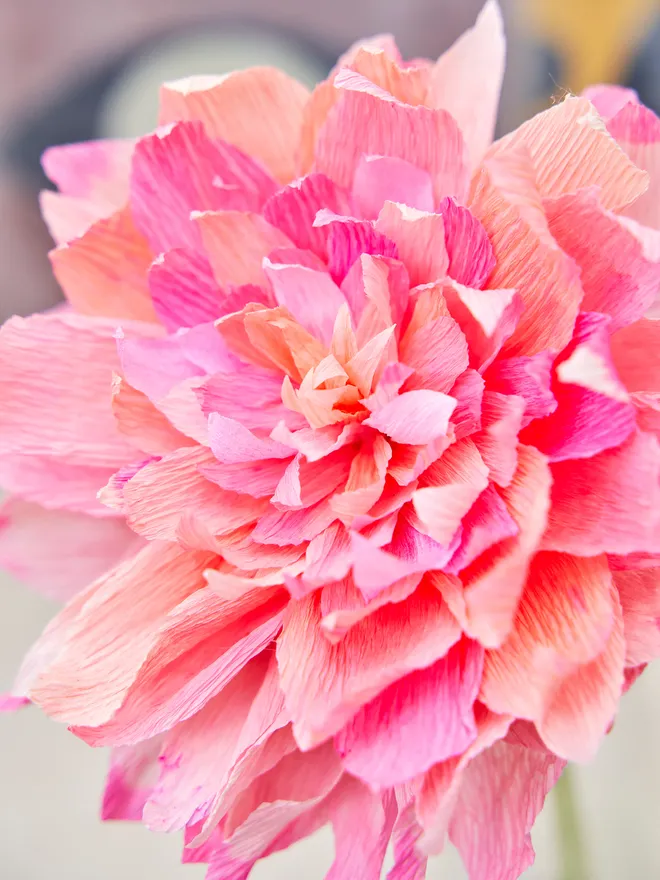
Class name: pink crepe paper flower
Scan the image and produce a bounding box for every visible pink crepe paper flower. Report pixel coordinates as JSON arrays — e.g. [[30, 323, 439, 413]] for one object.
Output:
[[3, 2, 660, 877]]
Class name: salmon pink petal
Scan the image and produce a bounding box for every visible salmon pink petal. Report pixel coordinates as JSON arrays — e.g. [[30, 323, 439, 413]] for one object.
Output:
[[386, 803, 427, 880], [194, 210, 291, 288], [543, 430, 660, 555], [335, 639, 483, 788], [0, 498, 141, 601], [345, 45, 429, 106], [439, 197, 496, 288], [481, 552, 621, 758], [468, 154, 583, 357], [315, 71, 468, 203], [375, 202, 448, 286], [352, 156, 434, 220], [326, 782, 397, 880], [428, 0, 505, 167], [50, 207, 157, 322], [489, 95, 648, 211], [545, 188, 660, 330], [122, 447, 267, 543], [523, 312, 636, 461], [448, 740, 564, 880], [198, 366, 295, 433], [159, 69, 310, 183], [613, 567, 660, 665], [276, 583, 460, 750], [28, 542, 216, 725], [610, 318, 660, 392], [263, 172, 351, 259], [343, 253, 410, 339], [461, 445, 552, 647], [264, 260, 347, 344], [202, 458, 291, 499], [607, 101, 660, 229], [148, 249, 222, 330], [485, 353, 557, 427], [364, 390, 456, 445]]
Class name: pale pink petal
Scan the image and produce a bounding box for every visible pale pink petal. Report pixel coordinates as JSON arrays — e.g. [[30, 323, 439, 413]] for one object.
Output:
[[276, 582, 460, 749], [386, 803, 428, 880], [0, 312, 139, 468], [28, 542, 216, 725], [448, 740, 564, 880], [543, 430, 660, 555], [442, 280, 523, 371], [353, 156, 434, 220], [450, 369, 485, 438], [102, 738, 163, 821], [335, 639, 483, 788], [43, 139, 133, 203], [607, 101, 660, 229], [198, 365, 297, 432], [159, 70, 310, 183], [264, 260, 347, 344], [326, 782, 396, 880], [202, 458, 291, 499], [0, 695, 29, 712], [446, 485, 519, 574], [208, 414, 292, 464], [375, 202, 448, 286], [582, 84, 639, 119], [0, 498, 141, 600], [428, 0, 505, 166], [413, 439, 489, 545], [315, 72, 468, 203], [364, 390, 456, 445]]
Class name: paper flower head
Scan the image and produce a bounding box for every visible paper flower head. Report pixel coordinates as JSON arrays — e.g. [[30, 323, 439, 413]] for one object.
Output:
[[2, 2, 660, 878]]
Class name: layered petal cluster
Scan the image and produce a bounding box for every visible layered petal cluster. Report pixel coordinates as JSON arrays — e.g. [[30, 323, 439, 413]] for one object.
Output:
[[3, 3, 660, 878]]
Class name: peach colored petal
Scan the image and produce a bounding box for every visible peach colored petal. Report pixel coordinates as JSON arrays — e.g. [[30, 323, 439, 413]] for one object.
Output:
[[194, 210, 291, 288], [111, 374, 195, 456], [488, 95, 649, 211], [159, 69, 310, 183], [50, 207, 157, 322], [375, 202, 448, 286]]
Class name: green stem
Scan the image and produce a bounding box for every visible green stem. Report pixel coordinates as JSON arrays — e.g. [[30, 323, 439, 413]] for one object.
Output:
[[555, 764, 589, 880]]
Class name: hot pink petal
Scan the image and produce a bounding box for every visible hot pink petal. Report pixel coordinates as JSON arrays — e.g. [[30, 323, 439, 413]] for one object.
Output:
[[439, 196, 496, 288], [582, 84, 639, 119], [485, 352, 557, 427], [148, 248, 224, 331], [317, 212, 399, 284], [446, 484, 519, 574], [335, 638, 483, 788], [276, 582, 460, 750]]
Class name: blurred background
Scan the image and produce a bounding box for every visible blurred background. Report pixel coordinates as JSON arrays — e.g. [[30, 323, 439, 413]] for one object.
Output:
[[2, 0, 660, 877]]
